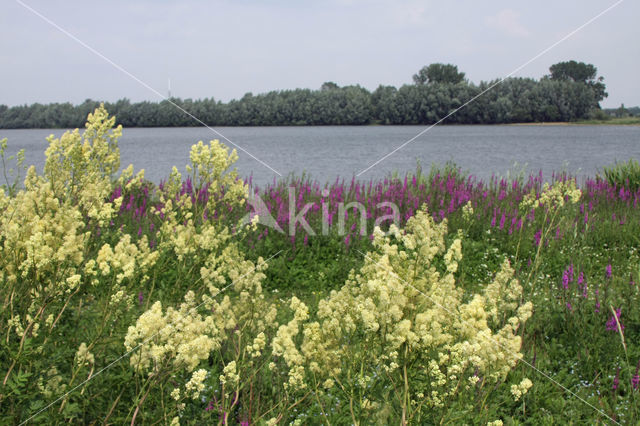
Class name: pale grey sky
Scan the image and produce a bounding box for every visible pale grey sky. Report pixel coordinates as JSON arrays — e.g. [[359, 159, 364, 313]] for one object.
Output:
[[1, 0, 637, 109]]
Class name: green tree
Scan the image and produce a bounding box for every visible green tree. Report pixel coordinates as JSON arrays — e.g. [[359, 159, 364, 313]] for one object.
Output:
[[413, 63, 466, 85], [549, 60, 597, 83], [320, 81, 339, 91], [548, 60, 607, 104]]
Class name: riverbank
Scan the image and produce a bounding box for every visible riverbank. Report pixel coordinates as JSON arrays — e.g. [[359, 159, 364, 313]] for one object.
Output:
[[509, 116, 640, 126]]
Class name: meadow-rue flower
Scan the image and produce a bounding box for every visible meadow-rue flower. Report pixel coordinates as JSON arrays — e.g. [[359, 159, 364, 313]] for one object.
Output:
[[510, 378, 533, 401]]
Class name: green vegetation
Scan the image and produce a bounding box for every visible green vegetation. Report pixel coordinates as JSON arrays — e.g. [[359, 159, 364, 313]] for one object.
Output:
[[577, 116, 640, 125], [2, 108, 640, 424], [601, 158, 640, 191], [0, 61, 610, 128]]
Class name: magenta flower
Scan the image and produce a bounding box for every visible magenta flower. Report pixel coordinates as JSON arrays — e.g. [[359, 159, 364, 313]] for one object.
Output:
[[606, 308, 624, 332], [138, 292, 144, 305], [578, 272, 587, 298], [605, 264, 612, 280], [613, 367, 620, 391], [562, 270, 569, 290], [633, 360, 640, 391], [533, 230, 542, 247]]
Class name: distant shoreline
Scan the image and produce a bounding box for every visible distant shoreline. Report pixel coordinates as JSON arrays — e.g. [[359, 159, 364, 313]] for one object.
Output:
[[1, 118, 639, 131]]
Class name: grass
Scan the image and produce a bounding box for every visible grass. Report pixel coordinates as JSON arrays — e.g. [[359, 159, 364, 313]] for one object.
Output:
[[576, 116, 640, 125]]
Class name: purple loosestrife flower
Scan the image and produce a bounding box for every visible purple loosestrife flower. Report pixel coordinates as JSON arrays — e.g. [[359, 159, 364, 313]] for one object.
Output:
[[633, 360, 640, 391], [606, 308, 624, 332], [562, 269, 569, 290], [613, 367, 620, 391], [605, 264, 612, 280], [138, 292, 144, 305], [578, 272, 587, 298], [533, 230, 542, 247], [566, 302, 572, 312], [568, 264, 574, 282]]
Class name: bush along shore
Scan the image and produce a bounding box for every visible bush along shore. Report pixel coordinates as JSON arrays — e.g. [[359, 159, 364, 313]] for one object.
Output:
[[1, 106, 639, 424]]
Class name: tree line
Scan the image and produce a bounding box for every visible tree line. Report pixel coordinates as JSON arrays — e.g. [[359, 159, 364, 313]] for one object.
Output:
[[0, 61, 608, 128]]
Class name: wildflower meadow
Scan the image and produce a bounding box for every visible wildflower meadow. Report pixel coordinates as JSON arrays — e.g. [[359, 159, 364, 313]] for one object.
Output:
[[1, 106, 639, 424]]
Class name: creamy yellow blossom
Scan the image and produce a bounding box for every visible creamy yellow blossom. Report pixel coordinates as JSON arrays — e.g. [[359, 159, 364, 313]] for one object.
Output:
[[511, 377, 533, 401], [185, 368, 208, 399], [300, 205, 532, 410], [75, 342, 95, 367]]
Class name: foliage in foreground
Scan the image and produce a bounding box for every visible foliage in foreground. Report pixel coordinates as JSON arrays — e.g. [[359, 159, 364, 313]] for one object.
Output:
[[0, 107, 537, 424], [2, 106, 640, 425]]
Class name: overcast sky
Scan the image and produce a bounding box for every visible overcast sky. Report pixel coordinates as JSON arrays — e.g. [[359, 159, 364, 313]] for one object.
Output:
[[1, 0, 637, 109]]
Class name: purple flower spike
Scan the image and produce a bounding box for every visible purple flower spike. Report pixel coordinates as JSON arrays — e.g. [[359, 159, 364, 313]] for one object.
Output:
[[605, 264, 612, 280], [562, 269, 569, 290], [138, 292, 144, 305], [533, 230, 542, 247], [613, 367, 620, 391], [606, 308, 624, 332]]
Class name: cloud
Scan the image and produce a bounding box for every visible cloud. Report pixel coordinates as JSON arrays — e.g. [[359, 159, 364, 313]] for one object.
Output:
[[485, 9, 530, 38]]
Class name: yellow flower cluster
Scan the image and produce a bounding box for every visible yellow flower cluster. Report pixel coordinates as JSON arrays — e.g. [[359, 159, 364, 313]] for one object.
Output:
[[520, 180, 582, 212], [187, 140, 244, 204], [0, 106, 144, 347], [75, 342, 95, 368], [185, 368, 208, 399], [124, 292, 221, 373], [94, 234, 158, 284], [272, 297, 309, 390], [299, 206, 532, 410], [462, 200, 474, 221], [219, 361, 239, 386], [510, 377, 533, 401], [124, 139, 278, 410], [0, 179, 88, 295], [43, 105, 122, 220]]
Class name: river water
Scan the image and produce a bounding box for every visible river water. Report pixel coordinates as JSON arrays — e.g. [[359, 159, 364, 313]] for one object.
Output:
[[1, 125, 639, 186]]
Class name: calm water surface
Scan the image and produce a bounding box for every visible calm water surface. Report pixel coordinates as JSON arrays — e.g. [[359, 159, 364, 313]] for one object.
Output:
[[1, 125, 639, 186]]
